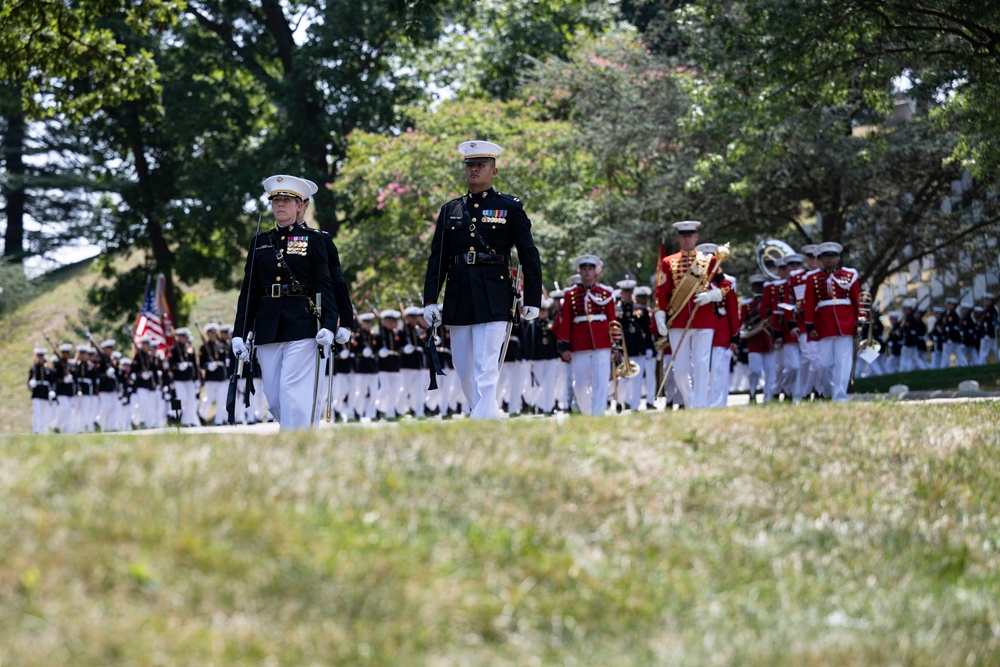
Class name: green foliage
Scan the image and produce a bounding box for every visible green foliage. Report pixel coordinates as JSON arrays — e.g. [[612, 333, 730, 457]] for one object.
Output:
[[681, 0, 1000, 175], [527, 30, 717, 280], [0, 259, 39, 318], [0, 0, 182, 120], [334, 99, 597, 301]]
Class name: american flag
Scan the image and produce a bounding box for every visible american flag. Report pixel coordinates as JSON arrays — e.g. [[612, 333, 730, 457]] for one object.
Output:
[[133, 274, 175, 350]]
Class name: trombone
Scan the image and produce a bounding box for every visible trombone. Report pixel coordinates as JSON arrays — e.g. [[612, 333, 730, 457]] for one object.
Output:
[[609, 321, 641, 413]]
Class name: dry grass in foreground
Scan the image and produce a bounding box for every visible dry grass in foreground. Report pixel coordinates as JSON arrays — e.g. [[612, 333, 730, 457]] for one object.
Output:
[[2, 400, 1000, 666]]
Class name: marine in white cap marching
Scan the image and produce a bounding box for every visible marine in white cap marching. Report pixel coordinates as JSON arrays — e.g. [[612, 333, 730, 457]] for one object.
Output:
[[422, 140, 543, 420], [654, 221, 726, 409]]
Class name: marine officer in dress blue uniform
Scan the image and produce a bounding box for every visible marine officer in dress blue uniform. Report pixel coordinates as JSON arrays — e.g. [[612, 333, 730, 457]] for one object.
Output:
[[232, 175, 339, 430], [422, 140, 543, 420]]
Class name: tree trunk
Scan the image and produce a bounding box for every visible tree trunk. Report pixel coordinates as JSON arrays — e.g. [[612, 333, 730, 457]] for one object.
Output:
[[1, 88, 27, 263], [123, 104, 179, 317]]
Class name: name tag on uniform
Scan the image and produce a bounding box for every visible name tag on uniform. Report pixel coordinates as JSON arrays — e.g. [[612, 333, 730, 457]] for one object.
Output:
[[287, 236, 308, 256]]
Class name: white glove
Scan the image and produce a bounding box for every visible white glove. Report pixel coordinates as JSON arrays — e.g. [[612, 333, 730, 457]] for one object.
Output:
[[207, 361, 219, 372], [335, 327, 351, 344], [339, 349, 350, 360], [141, 370, 153, 380], [362, 347, 373, 358], [107, 367, 117, 377], [522, 306, 540, 321], [315, 328, 334, 347], [29, 379, 38, 389], [378, 348, 390, 358], [176, 362, 188, 372], [644, 349, 654, 358], [693, 286, 723, 307], [423, 304, 441, 326], [654, 310, 668, 337], [232, 336, 249, 362], [64, 374, 73, 383], [48, 391, 57, 401], [403, 344, 415, 355]]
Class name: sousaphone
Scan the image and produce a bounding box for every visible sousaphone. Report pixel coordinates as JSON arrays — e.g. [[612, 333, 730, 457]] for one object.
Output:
[[755, 239, 796, 281]]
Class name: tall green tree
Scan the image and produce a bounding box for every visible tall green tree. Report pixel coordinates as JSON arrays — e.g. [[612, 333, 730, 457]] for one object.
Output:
[[183, 0, 458, 237], [682, 0, 1000, 175], [0, 0, 180, 119]]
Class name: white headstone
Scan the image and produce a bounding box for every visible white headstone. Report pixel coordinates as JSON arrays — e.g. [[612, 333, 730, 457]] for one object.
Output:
[[889, 384, 909, 396], [958, 380, 980, 392]]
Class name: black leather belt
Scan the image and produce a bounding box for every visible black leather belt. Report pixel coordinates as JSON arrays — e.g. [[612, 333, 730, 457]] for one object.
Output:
[[452, 252, 506, 265], [268, 283, 315, 298]]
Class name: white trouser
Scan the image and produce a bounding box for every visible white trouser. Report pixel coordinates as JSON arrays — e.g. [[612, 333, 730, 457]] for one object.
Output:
[[640, 354, 657, 407], [661, 354, 682, 406], [730, 360, 748, 393], [352, 373, 379, 420], [748, 351, 776, 403], [708, 346, 732, 408], [172, 380, 199, 426], [900, 346, 927, 372], [397, 368, 426, 417], [78, 394, 98, 431], [529, 359, 558, 413], [554, 358, 569, 409], [200, 380, 229, 424], [930, 349, 942, 370], [617, 363, 642, 409], [498, 360, 526, 415], [941, 341, 959, 368], [257, 339, 320, 430], [97, 391, 120, 431], [961, 345, 978, 366], [55, 395, 77, 434], [32, 398, 51, 434], [376, 371, 401, 418], [817, 335, 855, 402], [778, 343, 801, 400], [798, 334, 820, 397], [668, 327, 714, 409], [979, 337, 996, 365], [332, 373, 352, 419], [135, 387, 161, 428], [450, 322, 507, 420], [570, 348, 611, 416]]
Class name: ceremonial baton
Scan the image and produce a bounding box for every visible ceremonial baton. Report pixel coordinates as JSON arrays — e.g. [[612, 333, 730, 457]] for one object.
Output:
[[311, 292, 323, 427], [498, 264, 522, 369]]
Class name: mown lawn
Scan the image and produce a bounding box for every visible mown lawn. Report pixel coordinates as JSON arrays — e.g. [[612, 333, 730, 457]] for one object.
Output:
[[2, 401, 1000, 666]]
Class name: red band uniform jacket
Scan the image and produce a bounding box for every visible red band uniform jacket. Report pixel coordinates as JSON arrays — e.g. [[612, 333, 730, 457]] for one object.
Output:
[[804, 268, 861, 339], [556, 283, 617, 352], [655, 250, 721, 330]]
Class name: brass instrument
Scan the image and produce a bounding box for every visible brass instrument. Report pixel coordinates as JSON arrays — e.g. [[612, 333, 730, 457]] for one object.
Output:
[[609, 321, 640, 413], [755, 239, 795, 281], [857, 290, 881, 353], [739, 313, 769, 340], [609, 321, 641, 379]]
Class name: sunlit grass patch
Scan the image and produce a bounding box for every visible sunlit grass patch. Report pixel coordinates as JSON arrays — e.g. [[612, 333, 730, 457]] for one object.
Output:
[[2, 401, 1000, 665]]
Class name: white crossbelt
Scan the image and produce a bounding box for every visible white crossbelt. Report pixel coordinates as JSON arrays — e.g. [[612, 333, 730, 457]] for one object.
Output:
[[573, 314, 608, 323], [817, 298, 851, 308]]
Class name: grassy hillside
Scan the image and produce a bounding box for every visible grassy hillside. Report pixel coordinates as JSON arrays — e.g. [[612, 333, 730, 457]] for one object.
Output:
[[2, 402, 1000, 665], [1, 258, 237, 434]]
